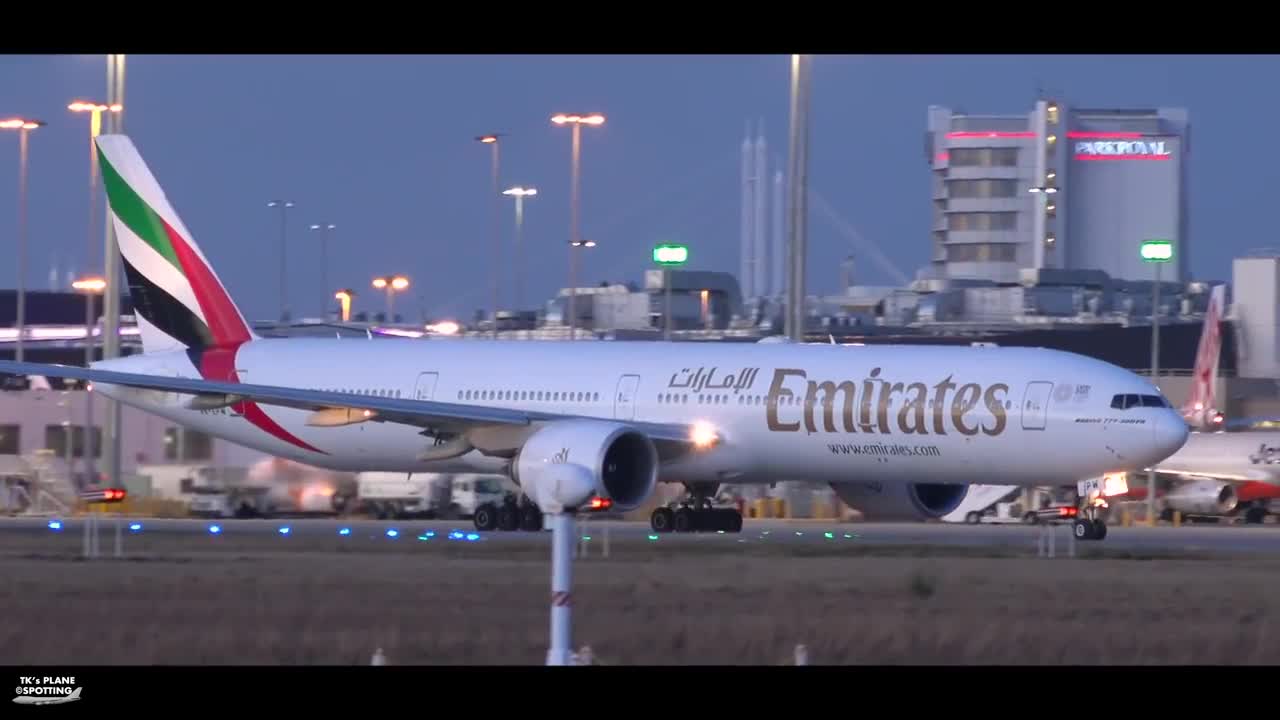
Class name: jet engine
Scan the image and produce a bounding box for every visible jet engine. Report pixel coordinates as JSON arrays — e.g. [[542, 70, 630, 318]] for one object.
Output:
[[830, 481, 968, 521], [1162, 478, 1238, 516], [510, 419, 659, 513]]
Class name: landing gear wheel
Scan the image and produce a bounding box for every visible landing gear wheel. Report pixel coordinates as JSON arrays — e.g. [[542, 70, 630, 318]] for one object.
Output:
[[519, 504, 543, 532], [651, 507, 675, 533], [1246, 507, 1267, 525], [965, 511, 981, 525], [673, 507, 695, 533], [498, 504, 520, 532], [473, 503, 498, 532], [708, 508, 742, 533], [1093, 521, 1107, 540], [1073, 519, 1092, 540]]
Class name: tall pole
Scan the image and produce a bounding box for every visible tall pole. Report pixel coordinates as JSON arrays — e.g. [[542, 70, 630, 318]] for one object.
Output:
[[85, 108, 99, 485], [16, 126, 29, 364], [490, 141, 501, 338], [1148, 262, 1161, 523], [102, 53, 125, 491], [569, 123, 581, 340], [269, 201, 294, 322], [514, 193, 525, 312], [310, 224, 334, 319], [664, 268, 672, 341], [785, 54, 811, 342]]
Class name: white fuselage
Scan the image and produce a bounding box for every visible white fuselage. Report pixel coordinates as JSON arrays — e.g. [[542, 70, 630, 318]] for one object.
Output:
[[1153, 430, 1280, 484], [91, 338, 1188, 490]]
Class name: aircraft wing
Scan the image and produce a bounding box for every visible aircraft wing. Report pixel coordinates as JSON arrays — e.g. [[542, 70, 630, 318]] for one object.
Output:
[[0, 360, 712, 453]]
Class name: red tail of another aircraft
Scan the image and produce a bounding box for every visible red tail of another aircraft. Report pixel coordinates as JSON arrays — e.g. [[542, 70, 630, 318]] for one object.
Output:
[[1182, 284, 1226, 430]]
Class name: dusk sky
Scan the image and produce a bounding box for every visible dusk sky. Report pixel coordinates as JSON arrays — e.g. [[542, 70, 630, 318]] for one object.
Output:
[[0, 54, 1273, 324]]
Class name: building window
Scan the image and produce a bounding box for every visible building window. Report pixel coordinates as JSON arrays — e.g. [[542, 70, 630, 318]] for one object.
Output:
[[948, 212, 1018, 232], [45, 425, 101, 459], [165, 428, 213, 461], [949, 147, 1018, 167], [0, 424, 18, 455], [946, 243, 1017, 263], [948, 179, 1018, 199]]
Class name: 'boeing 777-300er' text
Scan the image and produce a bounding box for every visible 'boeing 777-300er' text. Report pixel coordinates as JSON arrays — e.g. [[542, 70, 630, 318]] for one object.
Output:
[[0, 135, 1190, 541]]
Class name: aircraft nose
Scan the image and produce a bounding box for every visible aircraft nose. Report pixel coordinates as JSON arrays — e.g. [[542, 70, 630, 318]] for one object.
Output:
[[1153, 409, 1190, 460]]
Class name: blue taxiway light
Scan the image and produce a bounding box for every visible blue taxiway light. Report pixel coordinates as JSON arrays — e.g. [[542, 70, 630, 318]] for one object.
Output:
[[449, 531, 465, 540], [465, 533, 480, 542], [338, 528, 351, 536], [47, 520, 62, 531], [386, 529, 399, 538], [647, 534, 659, 541], [208, 525, 222, 534], [129, 523, 143, 532], [824, 532, 834, 539], [277, 527, 291, 535]]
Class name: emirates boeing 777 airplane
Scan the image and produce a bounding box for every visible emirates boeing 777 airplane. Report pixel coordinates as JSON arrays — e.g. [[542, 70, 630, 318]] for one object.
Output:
[[0, 135, 1189, 541]]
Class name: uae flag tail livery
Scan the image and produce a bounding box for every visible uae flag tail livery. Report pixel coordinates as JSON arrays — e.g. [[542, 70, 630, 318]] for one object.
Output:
[[97, 134, 257, 355]]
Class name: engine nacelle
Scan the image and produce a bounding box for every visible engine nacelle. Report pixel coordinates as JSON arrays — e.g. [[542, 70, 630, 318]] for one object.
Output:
[[830, 481, 968, 521], [511, 419, 659, 513], [1163, 478, 1238, 516]]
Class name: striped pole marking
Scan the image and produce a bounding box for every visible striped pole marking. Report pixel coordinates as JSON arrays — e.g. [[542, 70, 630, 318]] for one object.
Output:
[[552, 591, 572, 607]]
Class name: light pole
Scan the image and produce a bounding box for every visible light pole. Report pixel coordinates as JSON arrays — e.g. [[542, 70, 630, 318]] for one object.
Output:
[[101, 52, 126, 495], [334, 289, 355, 324], [72, 276, 105, 486], [653, 244, 689, 341], [372, 275, 409, 321], [784, 55, 811, 343], [309, 223, 335, 319], [268, 200, 294, 322], [551, 113, 605, 339], [502, 186, 537, 313], [1141, 239, 1174, 524], [1, 117, 44, 364], [477, 134, 504, 338], [68, 101, 122, 389]]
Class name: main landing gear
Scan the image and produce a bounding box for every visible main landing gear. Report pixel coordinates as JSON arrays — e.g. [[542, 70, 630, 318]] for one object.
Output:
[[650, 487, 743, 534], [1072, 501, 1108, 541], [474, 493, 543, 533]]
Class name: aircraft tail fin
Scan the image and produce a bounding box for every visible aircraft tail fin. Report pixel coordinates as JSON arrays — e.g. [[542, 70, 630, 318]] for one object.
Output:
[[1182, 284, 1226, 429], [67, 688, 81, 699], [95, 134, 257, 355]]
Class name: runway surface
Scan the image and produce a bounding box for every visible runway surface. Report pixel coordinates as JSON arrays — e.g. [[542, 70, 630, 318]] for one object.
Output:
[[4, 515, 1280, 554]]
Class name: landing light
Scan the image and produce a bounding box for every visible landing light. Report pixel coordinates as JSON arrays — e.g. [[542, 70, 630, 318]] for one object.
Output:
[[690, 421, 718, 449]]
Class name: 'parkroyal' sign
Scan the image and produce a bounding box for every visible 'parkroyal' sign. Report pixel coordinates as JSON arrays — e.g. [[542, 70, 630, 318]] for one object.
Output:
[[1074, 140, 1172, 160]]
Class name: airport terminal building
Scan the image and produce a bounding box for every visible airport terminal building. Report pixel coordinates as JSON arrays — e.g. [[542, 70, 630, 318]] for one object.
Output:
[[925, 102, 1191, 285]]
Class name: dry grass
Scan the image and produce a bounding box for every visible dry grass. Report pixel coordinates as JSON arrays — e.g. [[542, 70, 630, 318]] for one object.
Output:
[[2, 531, 1279, 665]]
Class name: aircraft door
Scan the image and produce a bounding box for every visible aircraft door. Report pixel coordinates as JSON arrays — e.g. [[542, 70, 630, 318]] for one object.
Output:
[[614, 374, 641, 421], [1020, 381, 1053, 430], [413, 372, 439, 401]]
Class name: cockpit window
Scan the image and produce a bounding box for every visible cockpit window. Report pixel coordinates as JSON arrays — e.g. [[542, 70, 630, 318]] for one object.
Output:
[[1110, 393, 1169, 410]]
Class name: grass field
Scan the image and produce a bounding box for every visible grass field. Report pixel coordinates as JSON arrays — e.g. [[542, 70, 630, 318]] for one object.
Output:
[[3, 530, 1279, 665]]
